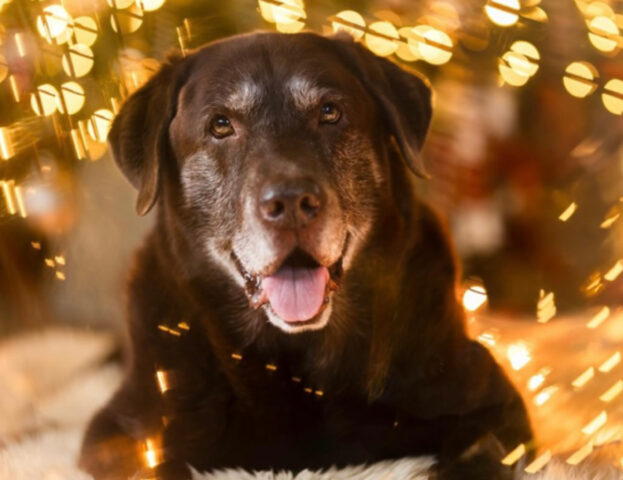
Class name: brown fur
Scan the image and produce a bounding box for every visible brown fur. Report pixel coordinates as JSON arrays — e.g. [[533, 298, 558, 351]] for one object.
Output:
[[79, 32, 533, 480]]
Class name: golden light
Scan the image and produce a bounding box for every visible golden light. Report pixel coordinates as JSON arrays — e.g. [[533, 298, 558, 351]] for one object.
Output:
[[581, 411, 607, 435], [600, 380, 623, 403], [136, 0, 166, 13], [36, 5, 72, 40], [484, 0, 520, 28], [30, 84, 60, 117], [604, 259, 623, 281], [155, 370, 169, 393], [583, 1, 615, 20], [0, 54, 8, 83], [73, 16, 99, 47], [527, 369, 549, 391], [587, 306, 610, 329], [501, 443, 526, 466], [477, 330, 498, 347], [364, 21, 399, 57], [106, 0, 134, 9], [509, 41, 540, 76], [0, 127, 14, 160], [563, 61, 599, 98], [58, 82, 86, 115], [571, 366, 594, 389], [396, 28, 420, 62], [602, 79, 623, 115], [417, 27, 453, 65], [14, 185, 26, 217], [507, 342, 531, 370], [499, 52, 530, 87], [537, 289, 556, 323], [598, 351, 620, 373], [1, 179, 16, 214], [110, 4, 144, 35], [462, 284, 488, 312], [566, 441, 594, 466], [600, 208, 620, 228], [259, 0, 306, 32], [144, 437, 161, 468], [331, 10, 366, 40], [87, 109, 114, 143], [558, 201, 577, 221], [524, 450, 551, 474], [62, 44, 95, 78], [14, 33, 27, 57], [588, 16, 619, 53], [534, 385, 558, 406]]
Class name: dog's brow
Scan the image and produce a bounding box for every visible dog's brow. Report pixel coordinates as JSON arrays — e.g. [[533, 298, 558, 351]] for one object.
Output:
[[286, 76, 330, 110], [225, 81, 263, 113]]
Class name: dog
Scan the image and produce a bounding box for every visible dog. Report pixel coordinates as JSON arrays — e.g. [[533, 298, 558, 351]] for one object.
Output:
[[79, 32, 533, 480]]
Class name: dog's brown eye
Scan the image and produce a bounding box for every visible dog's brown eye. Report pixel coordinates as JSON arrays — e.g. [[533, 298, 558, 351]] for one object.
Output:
[[319, 103, 341, 124], [209, 115, 235, 138]]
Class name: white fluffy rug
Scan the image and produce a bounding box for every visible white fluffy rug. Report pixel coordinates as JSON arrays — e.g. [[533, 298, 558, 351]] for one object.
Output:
[[0, 328, 621, 480]]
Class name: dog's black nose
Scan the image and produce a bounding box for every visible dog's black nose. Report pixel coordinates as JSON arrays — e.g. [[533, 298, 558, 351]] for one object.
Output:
[[259, 178, 324, 229]]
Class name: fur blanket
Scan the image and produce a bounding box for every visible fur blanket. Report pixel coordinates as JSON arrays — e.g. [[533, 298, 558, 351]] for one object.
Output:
[[0, 328, 621, 480]]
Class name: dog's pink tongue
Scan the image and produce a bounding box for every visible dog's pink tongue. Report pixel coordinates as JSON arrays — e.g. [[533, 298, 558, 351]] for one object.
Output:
[[262, 266, 329, 323]]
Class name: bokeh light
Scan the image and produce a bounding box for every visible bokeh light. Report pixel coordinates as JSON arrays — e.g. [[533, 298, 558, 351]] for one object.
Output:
[[602, 79, 623, 115], [484, 0, 520, 27], [563, 61, 599, 98], [30, 84, 60, 117], [331, 10, 366, 40], [364, 21, 399, 57]]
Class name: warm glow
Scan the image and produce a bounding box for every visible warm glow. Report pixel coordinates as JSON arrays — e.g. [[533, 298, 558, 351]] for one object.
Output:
[[602, 79, 623, 115], [36, 5, 72, 40], [507, 342, 531, 371], [110, 5, 144, 34], [62, 44, 95, 78], [462, 285, 487, 312], [364, 21, 399, 57], [332, 10, 365, 39], [604, 259, 623, 281], [417, 27, 453, 65], [509, 41, 540, 76], [136, 0, 167, 12], [501, 443, 526, 466], [588, 16, 619, 53], [566, 441, 594, 466], [144, 438, 161, 468], [30, 84, 60, 117], [537, 289, 556, 323], [485, 0, 520, 27], [87, 109, 114, 143], [524, 450, 551, 474], [587, 306, 610, 329], [581, 411, 607, 435], [534, 385, 558, 406], [571, 366, 594, 389], [59, 82, 86, 115], [563, 62, 598, 98], [73, 16, 99, 47], [558, 201, 577, 221]]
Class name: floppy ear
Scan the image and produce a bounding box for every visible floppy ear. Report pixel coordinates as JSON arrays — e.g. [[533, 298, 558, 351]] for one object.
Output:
[[330, 35, 433, 178], [107, 56, 189, 216]]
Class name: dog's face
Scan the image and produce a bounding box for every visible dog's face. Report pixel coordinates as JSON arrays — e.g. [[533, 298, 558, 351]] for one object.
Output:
[[108, 33, 431, 334]]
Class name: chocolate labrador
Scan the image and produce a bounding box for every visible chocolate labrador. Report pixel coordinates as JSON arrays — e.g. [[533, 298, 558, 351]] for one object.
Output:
[[79, 32, 533, 480]]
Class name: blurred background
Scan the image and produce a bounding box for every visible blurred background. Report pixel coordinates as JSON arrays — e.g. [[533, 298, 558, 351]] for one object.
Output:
[[1, 0, 621, 336], [0, 0, 623, 472]]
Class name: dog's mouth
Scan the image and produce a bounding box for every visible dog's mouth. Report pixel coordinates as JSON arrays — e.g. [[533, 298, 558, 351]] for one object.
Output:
[[231, 244, 346, 325]]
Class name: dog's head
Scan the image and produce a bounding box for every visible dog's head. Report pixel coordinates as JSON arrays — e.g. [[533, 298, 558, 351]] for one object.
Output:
[[109, 32, 431, 334]]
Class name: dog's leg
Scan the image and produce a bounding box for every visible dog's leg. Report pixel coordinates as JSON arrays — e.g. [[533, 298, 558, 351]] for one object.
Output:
[[79, 372, 194, 480]]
